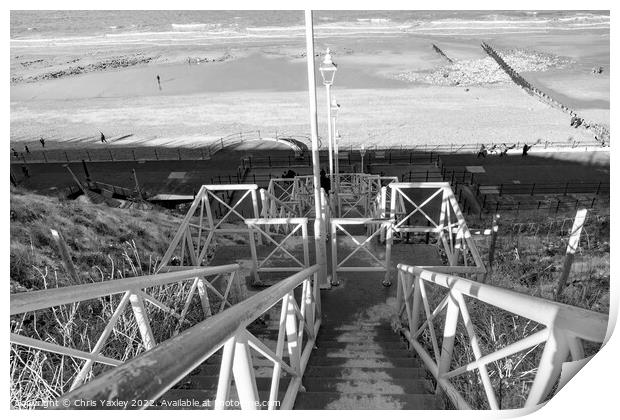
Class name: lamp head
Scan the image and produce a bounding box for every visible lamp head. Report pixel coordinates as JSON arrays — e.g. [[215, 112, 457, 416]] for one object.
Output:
[[319, 48, 338, 86]]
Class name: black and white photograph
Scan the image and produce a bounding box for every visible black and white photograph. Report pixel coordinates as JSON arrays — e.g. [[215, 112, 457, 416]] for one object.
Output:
[[7, 1, 615, 414]]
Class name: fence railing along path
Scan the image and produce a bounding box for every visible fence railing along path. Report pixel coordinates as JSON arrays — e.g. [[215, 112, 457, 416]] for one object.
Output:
[[12, 133, 605, 165], [10, 131, 310, 164]]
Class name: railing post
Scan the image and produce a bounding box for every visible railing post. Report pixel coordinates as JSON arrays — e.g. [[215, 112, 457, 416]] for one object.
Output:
[[196, 279, 212, 317], [129, 292, 156, 350], [330, 221, 338, 286], [232, 333, 260, 410], [383, 220, 393, 286], [214, 336, 236, 409], [436, 290, 460, 392], [285, 292, 301, 373], [50, 229, 81, 286], [525, 328, 570, 407]]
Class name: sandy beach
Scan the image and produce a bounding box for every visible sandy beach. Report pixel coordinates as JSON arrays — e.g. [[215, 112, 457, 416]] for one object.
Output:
[[10, 11, 610, 150]]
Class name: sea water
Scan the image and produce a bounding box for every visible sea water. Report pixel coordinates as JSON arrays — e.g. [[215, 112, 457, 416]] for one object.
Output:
[[10, 10, 610, 48]]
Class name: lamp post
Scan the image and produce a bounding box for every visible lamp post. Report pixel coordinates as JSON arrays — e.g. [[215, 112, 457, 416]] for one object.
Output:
[[304, 10, 329, 288], [319, 48, 337, 182], [331, 98, 340, 194], [335, 131, 342, 217]]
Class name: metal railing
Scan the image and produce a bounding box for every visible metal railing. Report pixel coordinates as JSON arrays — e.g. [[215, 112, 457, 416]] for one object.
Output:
[[10, 264, 241, 391], [56, 264, 322, 410], [394, 264, 608, 410], [389, 182, 486, 275], [246, 218, 310, 284], [474, 181, 609, 198], [330, 218, 393, 286], [158, 184, 262, 274], [11, 130, 311, 164]]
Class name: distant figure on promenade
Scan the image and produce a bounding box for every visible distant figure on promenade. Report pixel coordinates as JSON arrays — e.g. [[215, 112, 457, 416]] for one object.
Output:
[[476, 144, 487, 158], [320, 169, 331, 194], [39, 137, 45, 148], [156, 74, 161, 90], [100, 132, 107, 143], [12, 148, 18, 158], [522, 143, 532, 158], [499, 143, 516, 157], [283, 169, 296, 178], [21, 165, 30, 178], [24, 145, 30, 154]]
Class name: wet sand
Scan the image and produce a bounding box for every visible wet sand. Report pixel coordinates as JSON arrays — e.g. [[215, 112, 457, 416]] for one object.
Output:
[[10, 29, 609, 150]]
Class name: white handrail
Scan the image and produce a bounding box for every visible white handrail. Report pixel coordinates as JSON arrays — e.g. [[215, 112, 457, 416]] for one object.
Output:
[[55, 264, 321, 410], [11, 264, 242, 390], [394, 264, 608, 410], [10, 265, 238, 315]]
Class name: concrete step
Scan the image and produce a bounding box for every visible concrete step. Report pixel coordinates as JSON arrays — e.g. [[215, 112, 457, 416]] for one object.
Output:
[[307, 355, 421, 369], [174, 374, 431, 397], [248, 329, 404, 343], [301, 377, 432, 395], [180, 375, 292, 392], [315, 340, 408, 351], [293, 391, 443, 410], [310, 347, 413, 359], [315, 332, 404, 343], [318, 323, 390, 331], [303, 366, 427, 380]]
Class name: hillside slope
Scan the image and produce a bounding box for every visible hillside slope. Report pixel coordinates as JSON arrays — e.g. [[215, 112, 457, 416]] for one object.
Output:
[[10, 187, 184, 292]]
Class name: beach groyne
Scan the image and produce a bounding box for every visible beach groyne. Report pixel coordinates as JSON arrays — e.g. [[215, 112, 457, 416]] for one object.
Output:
[[432, 44, 453, 63], [481, 42, 610, 145]]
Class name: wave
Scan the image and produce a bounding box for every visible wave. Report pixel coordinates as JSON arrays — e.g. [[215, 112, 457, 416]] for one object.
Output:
[[356, 18, 391, 23], [10, 13, 609, 47], [171, 23, 217, 31]]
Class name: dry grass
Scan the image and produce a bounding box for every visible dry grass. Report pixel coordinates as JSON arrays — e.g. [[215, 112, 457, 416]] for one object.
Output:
[[9, 188, 244, 408]]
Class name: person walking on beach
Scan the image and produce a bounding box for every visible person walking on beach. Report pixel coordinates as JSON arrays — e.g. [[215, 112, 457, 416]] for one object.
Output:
[[39, 137, 45, 148], [156, 74, 161, 90], [100, 131, 107, 143], [476, 144, 487, 158], [24, 145, 30, 154]]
